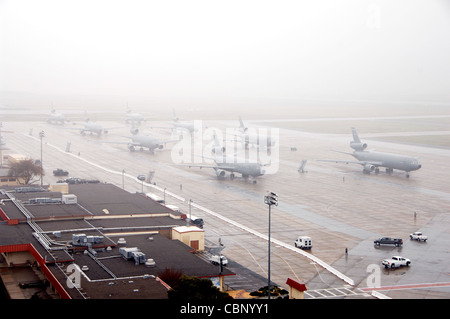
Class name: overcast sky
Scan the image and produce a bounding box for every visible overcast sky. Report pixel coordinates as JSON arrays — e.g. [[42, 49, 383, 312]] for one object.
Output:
[[1, 0, 450, 107]]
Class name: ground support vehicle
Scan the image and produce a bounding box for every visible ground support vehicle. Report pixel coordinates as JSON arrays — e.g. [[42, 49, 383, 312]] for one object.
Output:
[[294, 236, 312, 250]]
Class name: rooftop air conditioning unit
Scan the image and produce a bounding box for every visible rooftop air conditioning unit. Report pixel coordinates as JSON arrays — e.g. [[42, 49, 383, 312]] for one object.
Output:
[[62, 194, 77, 204]]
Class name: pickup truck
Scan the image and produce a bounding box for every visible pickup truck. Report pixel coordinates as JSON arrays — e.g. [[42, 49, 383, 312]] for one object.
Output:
[[53, 168, 69, 176], [410, 232, 428, 242], [382, 256, 411, 269], [374, 237, 403, 247]]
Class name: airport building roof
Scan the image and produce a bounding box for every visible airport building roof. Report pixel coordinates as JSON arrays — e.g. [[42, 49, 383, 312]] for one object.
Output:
[[0, 183, 235, 299]]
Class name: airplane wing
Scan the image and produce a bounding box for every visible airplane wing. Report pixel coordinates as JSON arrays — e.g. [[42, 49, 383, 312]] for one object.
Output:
[[177, 163, 238, 171], [149, 125, 173, 130], [317, 159, 383, 166], [62, 127, 83, 131], [93, 140, 138, 146], [103, 125, 125, 130], [178, 164, 215, 169], [89, 136, 135, 145]]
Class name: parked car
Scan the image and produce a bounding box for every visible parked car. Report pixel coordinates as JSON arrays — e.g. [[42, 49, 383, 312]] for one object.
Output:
[[382, 256, 411, 269], [192, 218, 204, 229], [410, 232, 428, 242], [374, 237, 403, 247]]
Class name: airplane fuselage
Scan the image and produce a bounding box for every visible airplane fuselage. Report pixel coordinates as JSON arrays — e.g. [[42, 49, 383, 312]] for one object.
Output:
[[82, 123, 103, 135], [218, 162, 264, 177], [126, 113, 145, 123], [172, 120, 195, 133], [215, 156, 265, 178], [48, 114, 65, 124], [130, 135, 162, 151], [353, 150, 422, 172]]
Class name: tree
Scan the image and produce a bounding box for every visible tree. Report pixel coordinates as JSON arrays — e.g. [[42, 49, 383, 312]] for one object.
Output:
[[157, 267, 184, 288], [167, 275, 232, 300], [8, 159, 44, 185]]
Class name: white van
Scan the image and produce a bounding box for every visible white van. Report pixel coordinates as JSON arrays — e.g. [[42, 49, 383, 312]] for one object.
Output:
[[294, 236, 312, 250]]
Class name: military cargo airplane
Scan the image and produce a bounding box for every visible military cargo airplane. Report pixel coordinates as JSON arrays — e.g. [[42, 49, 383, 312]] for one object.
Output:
[[171, 109, 196, 133], [319, 128, 422, 178], [47, 108, 67, 125], [101, 128, 176, 153], [125, 134, 166, 153], [151, 109, 196, 133], [65, 112, 122, 136], [68, 120, 122, 136], [181, 133, 268, 182], [125, 107, 146, 124]]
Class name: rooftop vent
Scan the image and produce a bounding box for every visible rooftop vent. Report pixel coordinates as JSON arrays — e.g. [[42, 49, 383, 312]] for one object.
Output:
[[119, 247, 147, 265], [72, 233, 103, 246], [145, 259, 156, 267]]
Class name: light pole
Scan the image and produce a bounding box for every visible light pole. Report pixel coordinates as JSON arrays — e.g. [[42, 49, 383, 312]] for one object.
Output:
[[39, 131, 45, 186], [264, 191, 278, 299], [187, 199, 192, 226], [137, 174, 146, 193]]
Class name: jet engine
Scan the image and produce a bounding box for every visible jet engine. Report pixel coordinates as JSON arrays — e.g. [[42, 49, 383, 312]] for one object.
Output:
[[215, 169, 226, 178], [130, 128, 139, 135], [350, 142, 367, 151], [158, 144, 164, 150], [363, 164, 375, 174]]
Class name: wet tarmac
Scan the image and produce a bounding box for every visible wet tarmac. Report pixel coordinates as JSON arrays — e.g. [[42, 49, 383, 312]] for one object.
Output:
[[2, 109, 450, 299]]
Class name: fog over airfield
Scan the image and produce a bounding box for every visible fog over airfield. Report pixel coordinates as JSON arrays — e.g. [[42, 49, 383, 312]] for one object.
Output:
[[1, 0, 450, 118]]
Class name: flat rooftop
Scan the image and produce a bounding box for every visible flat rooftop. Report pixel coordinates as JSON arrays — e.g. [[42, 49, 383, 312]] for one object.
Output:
[[0, 183, 234, 299]]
